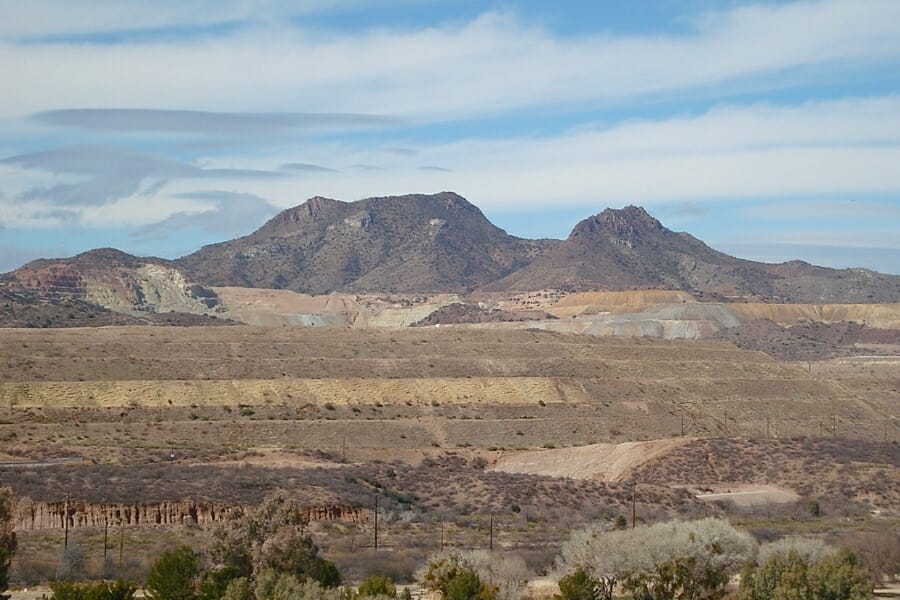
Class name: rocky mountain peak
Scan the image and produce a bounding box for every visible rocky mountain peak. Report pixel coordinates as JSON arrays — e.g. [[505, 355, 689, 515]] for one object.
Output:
[[569, 205, 665, 242]]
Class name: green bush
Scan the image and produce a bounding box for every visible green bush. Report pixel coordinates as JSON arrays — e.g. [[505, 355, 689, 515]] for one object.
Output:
[[357, 575, 396, 598], [0, 489, 17, 600], [45, 580, 136, 600], [738, 547, 873, 600], [145, 546, 201, 600], [554, 568, 601, 600]]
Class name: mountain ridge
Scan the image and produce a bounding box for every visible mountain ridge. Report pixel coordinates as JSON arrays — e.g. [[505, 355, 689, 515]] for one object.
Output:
[[4, 192, 900, 306]]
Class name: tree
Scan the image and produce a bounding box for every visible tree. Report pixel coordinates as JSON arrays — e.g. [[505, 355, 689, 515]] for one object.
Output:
[[418, 552, 499, 600], [738, 545, 873, 600], [209, 491, 340, 587], [557, 518, 755, 600], [358, 575, 396, 598], [554, 568, 601, 600], [252, 570, 344, 600], [46, 581, 136, 600], [0, 489, 16, 600], [146, 546, 201, 600], [811, 549, 873, 600]]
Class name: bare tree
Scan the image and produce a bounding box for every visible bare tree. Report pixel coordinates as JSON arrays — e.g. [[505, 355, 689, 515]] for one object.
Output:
[[556, 518, 756, 600]]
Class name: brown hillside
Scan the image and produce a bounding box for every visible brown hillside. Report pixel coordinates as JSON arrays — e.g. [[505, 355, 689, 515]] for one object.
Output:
[[176, 192, 552, 294]]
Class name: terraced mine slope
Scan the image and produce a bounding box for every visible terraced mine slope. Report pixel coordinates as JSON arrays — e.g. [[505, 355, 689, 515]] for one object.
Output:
[[2, 325, 897, 584], [0, 325, 892, 464]]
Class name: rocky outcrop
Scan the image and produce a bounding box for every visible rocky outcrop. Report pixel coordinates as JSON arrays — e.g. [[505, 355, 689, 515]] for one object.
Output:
[[14, 500, 369, 531]]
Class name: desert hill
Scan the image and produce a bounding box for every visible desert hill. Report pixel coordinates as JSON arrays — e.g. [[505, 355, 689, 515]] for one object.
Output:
[[485, 205, 900, 303], [3, 193, 900, 329], [175, 192, 550, 294]]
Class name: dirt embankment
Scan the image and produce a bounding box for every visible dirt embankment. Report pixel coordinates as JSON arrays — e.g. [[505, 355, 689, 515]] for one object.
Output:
[[13, 499, 367, 532], [490, 438, 692, 482]]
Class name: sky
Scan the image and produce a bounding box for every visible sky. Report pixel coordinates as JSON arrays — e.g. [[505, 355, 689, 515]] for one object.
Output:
[[1, 0, 899, 274]]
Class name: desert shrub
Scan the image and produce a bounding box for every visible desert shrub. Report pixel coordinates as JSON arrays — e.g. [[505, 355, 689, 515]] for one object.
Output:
[[556, 518, 755, 600], [554, 568, 601, 600], [208, 490, 341, 587], [840, 530, 900, 584], [145, 546, 201, 600], [357, 575, 396, 598], [46, 580, 136, 600], [0, 489, 14, 600], [738, 547, 872, 600], [56, 544, 86, 581], [417, 552, 499, 600], [220, 579, 251, 600], [200, 567, 244, 600], [331, 549, 421, 584], [757, 537, 833, 565], [253, 570, 344, 600]]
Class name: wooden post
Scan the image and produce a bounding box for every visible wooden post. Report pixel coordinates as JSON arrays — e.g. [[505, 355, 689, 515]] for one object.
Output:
[[342, 436, 346, 463], [489, 514, 493, 552], [631, 485, 636, 529], [681, 412, 685, 437], [373, 491, 378, 550], [833, 415, 837, 439], [766, 414, 770, 439], [440, 516, 444, 552], [63, 492, 69, 551], [119, 519, 124, 567], [103, 513, 109, 559]]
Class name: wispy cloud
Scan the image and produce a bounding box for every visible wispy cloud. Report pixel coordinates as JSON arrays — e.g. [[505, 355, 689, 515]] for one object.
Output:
[[34, 109, 401, 136], [741, 199, 900, 220], [1, 144, 280, 207], [1, 2, 899, 119], [190, 95, 900, 210], [132, 191, 278, 240], [279, 162, 336, 173]]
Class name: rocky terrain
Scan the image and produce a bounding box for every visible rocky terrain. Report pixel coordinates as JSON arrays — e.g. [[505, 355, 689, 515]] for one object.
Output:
[[176, 192, 550, 294], [4, 194, 900, 328]]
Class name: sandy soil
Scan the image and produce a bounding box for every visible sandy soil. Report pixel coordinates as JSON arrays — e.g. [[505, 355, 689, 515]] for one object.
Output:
[[694, 484, 800, 506], [489, 438, 693, 482]]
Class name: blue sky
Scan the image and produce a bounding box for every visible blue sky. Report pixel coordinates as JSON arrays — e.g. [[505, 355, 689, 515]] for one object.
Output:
[[1, 0, 899, 274]]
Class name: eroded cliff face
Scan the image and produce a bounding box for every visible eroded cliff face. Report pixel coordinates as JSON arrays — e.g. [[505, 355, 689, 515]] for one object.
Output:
[[14, 500, 368, 531]]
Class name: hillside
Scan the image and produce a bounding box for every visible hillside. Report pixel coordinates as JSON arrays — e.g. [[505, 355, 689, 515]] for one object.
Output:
[[485, 206, 900, 302], [176, 192, 551, 294], [4, 193, 900, 325]]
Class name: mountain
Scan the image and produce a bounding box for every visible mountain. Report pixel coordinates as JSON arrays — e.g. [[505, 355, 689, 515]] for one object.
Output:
[[484, 206, 900, 303], [176, 192, 551, 294], [4, 194, 900, 311], [4, 247, 223, 315]]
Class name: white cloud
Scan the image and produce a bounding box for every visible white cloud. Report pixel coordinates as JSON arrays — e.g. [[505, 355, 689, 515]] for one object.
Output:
[[0, 1, 417, 38], [0, 1, 899, 119], [182, 95, 900, 211]]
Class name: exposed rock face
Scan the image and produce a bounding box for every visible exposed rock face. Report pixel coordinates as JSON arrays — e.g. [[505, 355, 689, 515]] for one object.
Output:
[[14, 500, 368, 531], [485, 206, 900, 302], [6, 194, 900, 306], [176, 192, 551, 294], [6, 248, 223, 317]]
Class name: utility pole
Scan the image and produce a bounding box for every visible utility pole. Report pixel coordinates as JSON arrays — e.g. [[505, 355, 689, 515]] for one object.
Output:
[[819, 420, 823, 437], [440, 516, 444, 552], [119, 519, 125, 567], [766, 414, 770, 439], [724, 410, 728, 436], [63, 492, 69, 551], [681, 412, 685, 437], [103, 513, 109, 559], [489, 514, 493, 552], [631, 485, 636, 529], [833, 415, 837, 439], [342, 436, 346, 463], [373, 491, 379, 551]]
